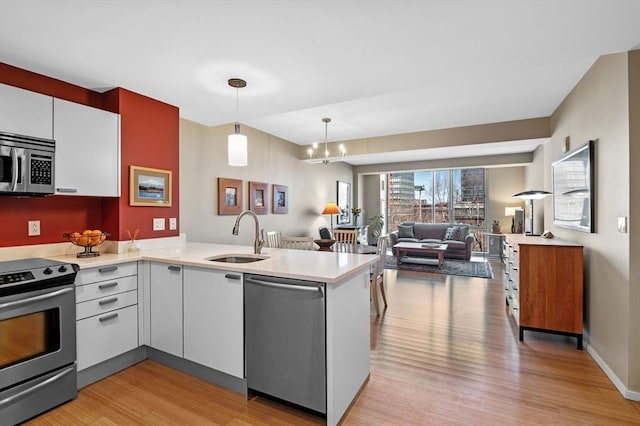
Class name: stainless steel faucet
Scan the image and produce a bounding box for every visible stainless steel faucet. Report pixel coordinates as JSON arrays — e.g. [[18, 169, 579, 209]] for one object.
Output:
[[232, 210, 265, 254]]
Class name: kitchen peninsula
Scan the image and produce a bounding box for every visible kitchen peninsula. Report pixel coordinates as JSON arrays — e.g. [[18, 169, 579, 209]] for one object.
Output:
[[50, 241, 375, 426]]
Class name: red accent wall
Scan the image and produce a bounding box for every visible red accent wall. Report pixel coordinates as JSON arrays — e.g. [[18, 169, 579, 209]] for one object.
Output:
[[102, 88, 180, 241], [0, 63, 179, 247]]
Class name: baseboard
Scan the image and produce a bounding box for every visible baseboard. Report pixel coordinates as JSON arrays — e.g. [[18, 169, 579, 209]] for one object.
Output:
[[585, 340, 640, 401]]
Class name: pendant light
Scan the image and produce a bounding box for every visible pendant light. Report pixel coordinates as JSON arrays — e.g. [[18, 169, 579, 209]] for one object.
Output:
[[307, 117, 346, 164], [228, 78, 247, 167]]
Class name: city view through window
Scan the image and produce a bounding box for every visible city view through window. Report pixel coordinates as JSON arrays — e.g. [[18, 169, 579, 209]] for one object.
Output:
[[386, 168, 486, 237]]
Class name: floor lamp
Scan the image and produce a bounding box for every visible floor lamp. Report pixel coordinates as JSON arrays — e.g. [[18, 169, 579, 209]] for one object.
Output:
[[513, 190, 552, 236], [322, 202, 341, 231]]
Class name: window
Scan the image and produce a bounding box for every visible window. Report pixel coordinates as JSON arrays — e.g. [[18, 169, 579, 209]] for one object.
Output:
[[387, 168, 486, 232]]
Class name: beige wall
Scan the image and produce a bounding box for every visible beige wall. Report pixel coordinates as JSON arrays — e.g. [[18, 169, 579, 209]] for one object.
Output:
[[486, 167, 525, 233], [179, 119, 353, 246], [539, 51, 636, 393]]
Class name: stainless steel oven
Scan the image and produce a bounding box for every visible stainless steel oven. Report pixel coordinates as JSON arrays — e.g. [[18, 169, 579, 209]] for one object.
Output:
[[0, 258, 78, 426], [0, 132, 55, 196]]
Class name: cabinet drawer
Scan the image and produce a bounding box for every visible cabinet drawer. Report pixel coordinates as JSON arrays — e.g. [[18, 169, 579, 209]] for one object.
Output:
[[76, 275, 137, 303], [76, 304, 138, 371], [76, 289, 137, 320], [75, 262, 137, 285]]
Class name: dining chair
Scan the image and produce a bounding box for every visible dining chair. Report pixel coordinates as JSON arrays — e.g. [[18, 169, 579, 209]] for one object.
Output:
[[375, 234, 389, 308], [265, 231, 282, 248], [332, 229, 357, 245], [281, 236, 315, 250]]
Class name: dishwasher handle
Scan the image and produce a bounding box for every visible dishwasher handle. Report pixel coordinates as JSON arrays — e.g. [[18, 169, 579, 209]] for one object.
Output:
[[245, 277, 324, 297]]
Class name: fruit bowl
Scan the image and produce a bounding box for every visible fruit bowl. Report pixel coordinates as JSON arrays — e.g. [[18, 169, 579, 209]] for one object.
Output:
[[63, 230, 110, 257]]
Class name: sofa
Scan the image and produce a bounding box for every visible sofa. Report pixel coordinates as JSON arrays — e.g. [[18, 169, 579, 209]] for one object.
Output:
[[389, 222, 474, 260]]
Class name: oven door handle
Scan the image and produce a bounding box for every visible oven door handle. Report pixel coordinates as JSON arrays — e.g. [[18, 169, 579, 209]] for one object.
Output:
[[0, 287, 73, 310], [0, 364, 75, 407]]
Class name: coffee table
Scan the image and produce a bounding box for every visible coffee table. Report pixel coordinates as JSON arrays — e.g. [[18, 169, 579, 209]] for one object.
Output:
[[393, 242, 448, 269]]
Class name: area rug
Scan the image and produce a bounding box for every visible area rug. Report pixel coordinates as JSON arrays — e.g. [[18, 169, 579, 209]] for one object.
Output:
[[385, 255, 493, 279]]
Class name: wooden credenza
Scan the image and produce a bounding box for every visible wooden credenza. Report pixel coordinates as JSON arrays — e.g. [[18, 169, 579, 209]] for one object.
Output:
[[503, 234, 584, 349]]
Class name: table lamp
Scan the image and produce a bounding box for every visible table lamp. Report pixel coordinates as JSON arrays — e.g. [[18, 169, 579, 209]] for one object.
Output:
[[322, 202, 341, 230], [512, 190, 552, 236]]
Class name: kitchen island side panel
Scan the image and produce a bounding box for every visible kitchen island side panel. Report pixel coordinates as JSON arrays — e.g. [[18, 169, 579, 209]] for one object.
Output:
[[326, 270, 370, 426]]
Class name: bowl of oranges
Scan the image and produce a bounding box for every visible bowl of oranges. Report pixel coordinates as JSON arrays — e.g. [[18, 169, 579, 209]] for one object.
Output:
[[63, 230, 110, 257]]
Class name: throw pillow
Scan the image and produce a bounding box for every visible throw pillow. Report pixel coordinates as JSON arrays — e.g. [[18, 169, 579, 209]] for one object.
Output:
[[456, 227, 467, 242], [444, 226, 463, 241], [398, 224, 415, 239]]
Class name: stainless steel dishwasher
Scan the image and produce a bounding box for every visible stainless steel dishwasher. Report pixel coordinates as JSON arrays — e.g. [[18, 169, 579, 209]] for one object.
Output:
[[244, 274, 326, 414]]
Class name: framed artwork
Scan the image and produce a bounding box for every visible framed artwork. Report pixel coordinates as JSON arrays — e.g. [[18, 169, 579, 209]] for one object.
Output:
[[337, 181, 351, 224], [129, 165, 172, 207], [249, 181, 269, 214], [218, 177, 243, 215], [272, 184, 288, 214]]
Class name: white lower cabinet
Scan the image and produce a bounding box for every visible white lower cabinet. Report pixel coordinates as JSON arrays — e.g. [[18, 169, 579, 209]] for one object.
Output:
[[76, 305, 138, 371], [149, 262, 183, 357], [183, 267, 244, 378], [75, 262, 139, 371]]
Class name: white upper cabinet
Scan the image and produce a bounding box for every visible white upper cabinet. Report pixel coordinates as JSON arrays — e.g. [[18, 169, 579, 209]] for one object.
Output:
[[0, 83, 53, 139], [53, 98, 120, 196]]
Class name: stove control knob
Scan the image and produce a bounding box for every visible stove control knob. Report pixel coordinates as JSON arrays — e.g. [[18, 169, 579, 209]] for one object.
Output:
[[43, 267, 53, 275], [58, 265, 68, 273]]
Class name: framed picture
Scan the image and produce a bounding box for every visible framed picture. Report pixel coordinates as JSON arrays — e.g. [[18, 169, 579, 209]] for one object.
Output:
[[337, 181, 351, 224], [552, 140, 594, 233], [218, 177, 243, 215], [249, 181, 269, 214], [129, 166, 172, 207], [272, 184, 288, 214]]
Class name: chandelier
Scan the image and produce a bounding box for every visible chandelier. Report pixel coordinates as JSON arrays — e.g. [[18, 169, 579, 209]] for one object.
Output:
[[307, 117, 346, 164]]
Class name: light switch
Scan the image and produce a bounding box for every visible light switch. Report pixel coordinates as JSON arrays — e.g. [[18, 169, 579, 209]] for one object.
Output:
[[618, 216, 627, 233], [153, 218, 165, 231]]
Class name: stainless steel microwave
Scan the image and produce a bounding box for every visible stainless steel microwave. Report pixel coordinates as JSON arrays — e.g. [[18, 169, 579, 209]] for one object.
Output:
[[0, 132, 55, 196]]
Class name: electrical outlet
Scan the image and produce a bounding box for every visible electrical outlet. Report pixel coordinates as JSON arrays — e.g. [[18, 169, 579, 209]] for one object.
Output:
[[169, 217, 177, 230], [28, 220, 41, 236], [153, 218, 165, 231]]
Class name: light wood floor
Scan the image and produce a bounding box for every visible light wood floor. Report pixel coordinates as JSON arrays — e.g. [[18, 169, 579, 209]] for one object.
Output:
[[28, 261, 640, 425]]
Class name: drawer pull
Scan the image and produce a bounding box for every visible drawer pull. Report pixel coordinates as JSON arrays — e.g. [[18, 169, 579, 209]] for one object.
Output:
[[99, 312, 119, 322], [98, 297, 118, 306], [168, 265, 182, 272], [225, 273, 241, 280], [98, 266, 118, 273], [98, 281, 118, 290]]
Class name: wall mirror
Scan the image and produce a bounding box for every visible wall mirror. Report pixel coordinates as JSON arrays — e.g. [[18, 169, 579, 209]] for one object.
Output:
[[337, 181, 351, 225], [552, 140, 594, 233]]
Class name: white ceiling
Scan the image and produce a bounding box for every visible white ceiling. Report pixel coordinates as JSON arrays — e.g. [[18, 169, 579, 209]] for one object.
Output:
[[1, 0, 640, 165]]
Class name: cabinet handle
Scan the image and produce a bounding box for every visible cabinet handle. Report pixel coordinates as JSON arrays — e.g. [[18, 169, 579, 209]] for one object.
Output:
[[168, 265, 181, 272], [98, 296, 118, 305], [99, 312, 119, 322], [98, 281, 118, 290], [225, 273, 241, 280], [512, 307, 519, 311], [56, 187, 78, 193], [98, 266, 118, 273]]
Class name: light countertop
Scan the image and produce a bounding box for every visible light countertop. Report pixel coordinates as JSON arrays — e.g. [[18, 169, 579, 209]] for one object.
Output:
[[49, 242, 377, 284]]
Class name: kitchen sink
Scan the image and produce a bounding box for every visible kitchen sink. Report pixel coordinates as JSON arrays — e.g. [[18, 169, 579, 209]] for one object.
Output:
[[206, 254, 269, 263]]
